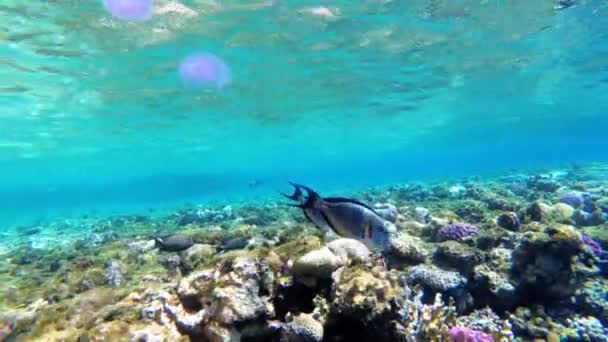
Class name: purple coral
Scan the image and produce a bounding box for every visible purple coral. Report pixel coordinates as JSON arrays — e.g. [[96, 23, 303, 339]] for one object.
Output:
[[559, 192, 584, 208], [438, 223, 479, 241], [449, 327, 494, 342], [582, 234, 603, 258]]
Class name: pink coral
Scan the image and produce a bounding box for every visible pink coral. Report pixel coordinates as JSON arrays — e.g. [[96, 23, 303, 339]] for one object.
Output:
[[449, 327, 494, 342]]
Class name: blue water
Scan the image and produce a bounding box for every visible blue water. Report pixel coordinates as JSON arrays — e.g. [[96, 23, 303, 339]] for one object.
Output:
[[1, 1, 607, 228]]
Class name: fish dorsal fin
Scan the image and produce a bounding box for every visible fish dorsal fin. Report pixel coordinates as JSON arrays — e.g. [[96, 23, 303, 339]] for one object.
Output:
[[323, 197, 381, 216]]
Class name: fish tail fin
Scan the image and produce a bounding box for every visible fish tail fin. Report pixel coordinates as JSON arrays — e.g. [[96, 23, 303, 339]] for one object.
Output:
[[154, 237, 163, 248], [280, 182, 304, 203], [295, 184, 324, 209]]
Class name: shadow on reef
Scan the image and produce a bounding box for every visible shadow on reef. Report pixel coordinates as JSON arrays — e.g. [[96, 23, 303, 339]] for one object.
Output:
[[322, 314, 377, 342]]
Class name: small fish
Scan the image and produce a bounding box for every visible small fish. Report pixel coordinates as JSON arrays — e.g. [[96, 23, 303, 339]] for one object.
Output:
[[282, 183, 396, 251], [154, 234, 194, 252]]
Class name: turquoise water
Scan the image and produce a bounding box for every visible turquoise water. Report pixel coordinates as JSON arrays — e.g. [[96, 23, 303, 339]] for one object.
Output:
[[1, 0, 607, 227]]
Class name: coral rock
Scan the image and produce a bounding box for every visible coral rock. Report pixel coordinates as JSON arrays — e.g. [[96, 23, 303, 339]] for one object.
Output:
[[438, 223, 479, 242], [527, 202, 573, 223], [388, 233, 428, 263], [511, 225, 598, 299], [415, 207, 431, 224], [293, 247, 343, 282], [326, 238, 371, 265], [374, 203, 399, 223], [496, 212, 520, 231], [406, 264, 466, 292], [332, 266, 405, 331], [105, 260, 125, 287], [448, 326, 494, 342], [279, 312, 324, 342], [170, 257, 275, 339], [435, 241, 485, 273]]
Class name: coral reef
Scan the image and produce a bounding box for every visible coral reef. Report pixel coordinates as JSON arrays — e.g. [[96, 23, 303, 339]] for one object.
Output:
[[1, 166, 607, 341], [448, 326, 493, 342], [511, 224, 598, 299], [437, 223, 479, 242]]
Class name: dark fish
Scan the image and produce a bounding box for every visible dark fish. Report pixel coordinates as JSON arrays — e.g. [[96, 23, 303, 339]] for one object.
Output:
[[154, 234, 194, 252], [219, 236, 250, 251], [281, 182, 333, 235], [282, 183, 396, 251]]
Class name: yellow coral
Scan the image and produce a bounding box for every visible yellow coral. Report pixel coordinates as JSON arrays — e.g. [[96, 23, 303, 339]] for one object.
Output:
[[494, 319, 515, 342], [403, 292, 454, 342]]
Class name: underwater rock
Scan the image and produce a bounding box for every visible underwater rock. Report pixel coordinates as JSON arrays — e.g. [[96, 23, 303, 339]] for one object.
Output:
[[373, 203, 398, 223], [473, 264, 516, 307], [414, 207, 431, 224], [331, 266, 406, 340], [157, 254, 181, 277], [558, 192, 585, 208], [293, 247, 342, 285], [49, 259, 62, 273], [437, 222, 479, 242], [105, 260, 125, 287], [527, 201, 574, 223], [496, 212, 521, 231], [476, 228, 515, 251], [292, 238, 371, 287], [453, 200, 487, 223], [526, 201, 553, 222], [326, 238, 371, 264], [406, 264, 466, 292], [485, 196, 522, 212], [563, 316, 607, 342], [509, 306, 556, 339], [179, 243, 215, 273], [398, 219, 427, 237], [456, 307, 503, 334], [511, 224, 598, 300], [527, 176, 561, 193], [170, 257, 275, 339], [553, 203, 575, 220], [581, 234, 603, 258], [130, 329, 164, 342], [177, 206, 234, 226], [574, 278, 608, 325], [277, 312, 324, 342], [574, 209, 606, 227], [128, 240, 156, 254], [434, 241, 485, 273], [387, 233, 428, 264], [155, 234, 194, 252], [406, 264, 473, 312]]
